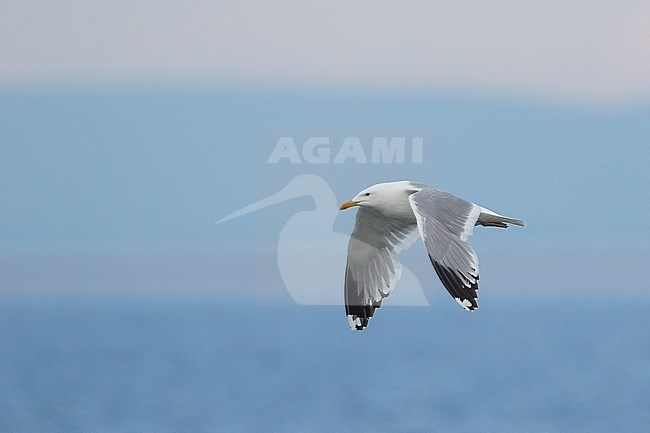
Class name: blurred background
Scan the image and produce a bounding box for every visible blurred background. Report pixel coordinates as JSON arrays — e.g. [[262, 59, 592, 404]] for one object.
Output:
[[1, 1, 649, 432]]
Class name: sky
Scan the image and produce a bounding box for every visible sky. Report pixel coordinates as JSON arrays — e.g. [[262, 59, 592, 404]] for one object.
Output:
[[1, 1, 649, 303], [2, 1, 650, 103]]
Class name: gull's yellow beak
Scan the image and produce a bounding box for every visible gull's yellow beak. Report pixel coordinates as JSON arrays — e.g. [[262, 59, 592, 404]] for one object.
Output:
[[339, 199, 359, 210]]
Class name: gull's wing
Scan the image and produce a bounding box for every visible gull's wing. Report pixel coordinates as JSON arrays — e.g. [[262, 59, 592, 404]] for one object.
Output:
[[345, 207, 419, 330], [408, 188, 482, 310]]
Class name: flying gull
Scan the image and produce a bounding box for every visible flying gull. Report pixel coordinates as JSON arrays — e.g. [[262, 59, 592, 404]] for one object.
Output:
[[339, 181, 525, 331]]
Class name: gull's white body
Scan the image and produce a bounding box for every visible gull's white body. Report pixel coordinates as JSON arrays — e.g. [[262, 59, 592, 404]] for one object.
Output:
[[340, 181, 526, 331]]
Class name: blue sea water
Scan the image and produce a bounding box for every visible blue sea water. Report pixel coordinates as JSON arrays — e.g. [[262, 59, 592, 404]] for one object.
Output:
[[0, 296, 648, 433]]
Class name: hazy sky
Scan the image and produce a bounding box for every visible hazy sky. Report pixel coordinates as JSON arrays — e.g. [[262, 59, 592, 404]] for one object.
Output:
[[2, 1, 650, 104], [1, 2, 648, 301]]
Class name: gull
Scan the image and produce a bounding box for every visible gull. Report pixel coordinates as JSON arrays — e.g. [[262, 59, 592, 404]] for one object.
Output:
[[339, 181, 525, 331]]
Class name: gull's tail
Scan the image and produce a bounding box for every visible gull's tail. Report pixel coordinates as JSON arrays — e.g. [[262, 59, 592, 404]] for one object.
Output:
[[477, 207, 526, 228]]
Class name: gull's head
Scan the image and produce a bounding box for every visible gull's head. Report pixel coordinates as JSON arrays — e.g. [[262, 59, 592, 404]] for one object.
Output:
[[339, 181, 419, 218]]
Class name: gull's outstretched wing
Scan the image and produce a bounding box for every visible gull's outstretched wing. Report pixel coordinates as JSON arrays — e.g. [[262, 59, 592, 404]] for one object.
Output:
[[345, 207, 419, 330], [408, 188, 482, 310]]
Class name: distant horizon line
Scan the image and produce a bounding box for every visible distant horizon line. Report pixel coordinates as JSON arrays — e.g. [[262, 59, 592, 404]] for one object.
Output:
[[1, 82, 649, 111]]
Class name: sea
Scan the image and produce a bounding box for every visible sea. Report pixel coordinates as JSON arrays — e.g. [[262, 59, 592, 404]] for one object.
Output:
[[0, 296, 648, 433]]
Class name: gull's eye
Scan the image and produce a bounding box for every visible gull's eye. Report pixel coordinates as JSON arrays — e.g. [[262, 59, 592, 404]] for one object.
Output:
[[364, 192, 371, 196]]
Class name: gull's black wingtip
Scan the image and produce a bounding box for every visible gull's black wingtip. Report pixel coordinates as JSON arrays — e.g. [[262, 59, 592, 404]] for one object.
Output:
[[346, 302, 381, 331], [430, 258, 479, 311]]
